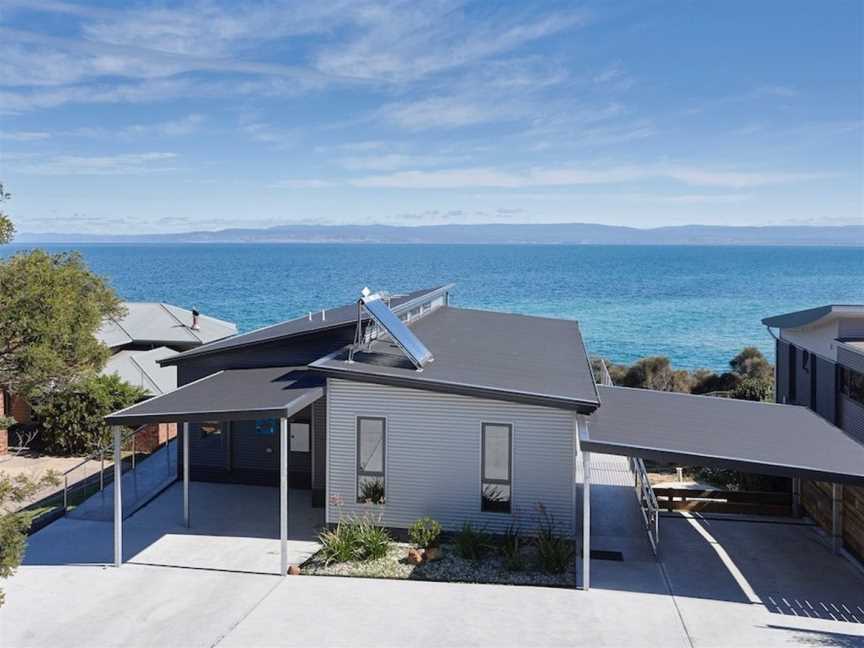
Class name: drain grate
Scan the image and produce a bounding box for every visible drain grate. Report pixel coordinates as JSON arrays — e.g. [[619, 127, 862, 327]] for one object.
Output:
[[590, 549, 623, 561]]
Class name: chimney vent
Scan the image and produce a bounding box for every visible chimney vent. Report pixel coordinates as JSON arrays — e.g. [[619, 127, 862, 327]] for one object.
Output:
[[321, 309, 326, 321], [191, 308, 200, 331]]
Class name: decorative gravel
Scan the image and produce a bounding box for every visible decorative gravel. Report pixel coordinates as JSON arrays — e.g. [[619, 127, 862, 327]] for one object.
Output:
[[301, 542, 576, 588]]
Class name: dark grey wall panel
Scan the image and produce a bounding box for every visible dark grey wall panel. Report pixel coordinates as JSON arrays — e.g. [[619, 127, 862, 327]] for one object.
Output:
[[814, 356, 837, 424], [188, 422, 230, 468], [231, 419, 278, 472], [840, 396, 864, 443], [796, 349, 813, 408], [177, 329, 355, 386], [313, 398, 326, 490], [776, 340, 790, 404]]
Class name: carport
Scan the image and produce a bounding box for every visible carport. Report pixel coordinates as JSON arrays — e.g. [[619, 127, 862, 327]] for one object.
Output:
[[578, 385, 864, 589], [105, 366, 325, 576]]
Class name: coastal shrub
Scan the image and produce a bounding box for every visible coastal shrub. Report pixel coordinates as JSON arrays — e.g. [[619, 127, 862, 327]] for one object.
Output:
[[731, 377, 773, 402], [501, 524, 525, 571], [408, 517, 442, 549], [534, 505, 574, 574], [33, 374, 148, 455], [454, 522, 490, 560]]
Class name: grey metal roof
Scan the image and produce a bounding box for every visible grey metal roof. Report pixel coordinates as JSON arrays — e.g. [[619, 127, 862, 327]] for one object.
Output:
[[160, 285, 451, 366], [311, 306, 600, 412], [583, 386, 864, 484], [761, 304, 864, 329], [105, 366, 324, 425], [97, 303, 237, 349], [102, 346, 178, 395]]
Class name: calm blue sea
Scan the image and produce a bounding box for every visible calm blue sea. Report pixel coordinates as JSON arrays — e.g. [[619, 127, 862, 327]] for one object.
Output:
[[3, 243, 862, 371]]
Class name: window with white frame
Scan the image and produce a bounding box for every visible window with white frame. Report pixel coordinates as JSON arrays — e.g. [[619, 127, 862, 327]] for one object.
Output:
[[357, 417, 385, 504], [481, 423, 512, 513]]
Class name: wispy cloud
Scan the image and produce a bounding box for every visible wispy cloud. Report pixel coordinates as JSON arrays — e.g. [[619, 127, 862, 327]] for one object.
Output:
[[348, 164, 834, 189], [270, 178, 337, 189], [0, 131, 51, 141], [7, 151, 178, 175], [314, 5, 587, 82]]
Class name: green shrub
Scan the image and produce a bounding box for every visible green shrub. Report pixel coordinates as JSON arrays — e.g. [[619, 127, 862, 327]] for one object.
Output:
[[318, 520, 360, 565], [358, 478, 385, 504], [317, 515, 391, 565], [354, 516, 391, 561], [534, 505, 574, 574], [501, 523, 524, 571], [33, 373, 147, 455], [454, 521, 489, 560], [408, 517, 442, 548]]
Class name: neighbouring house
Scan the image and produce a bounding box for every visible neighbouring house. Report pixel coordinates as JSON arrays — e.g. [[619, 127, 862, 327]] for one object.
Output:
[[0, 302, 236, 455], [763, 305, 864, 562], [105, 285, 864, 587]]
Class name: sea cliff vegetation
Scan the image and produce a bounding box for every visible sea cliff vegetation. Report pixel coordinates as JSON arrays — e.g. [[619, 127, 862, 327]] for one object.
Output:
[[592, 346, 774, 402]]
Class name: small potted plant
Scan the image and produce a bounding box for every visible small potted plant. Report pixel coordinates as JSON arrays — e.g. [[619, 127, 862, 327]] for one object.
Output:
[[409, 517, 442, 561]]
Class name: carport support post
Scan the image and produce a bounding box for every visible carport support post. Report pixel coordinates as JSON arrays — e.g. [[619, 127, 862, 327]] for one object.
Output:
[[183, 422, 190, 528], [581, 450, 591, 590], [113, 425, 122, 567], [280, 417, 288, 577], [792, 477, 801, 518]]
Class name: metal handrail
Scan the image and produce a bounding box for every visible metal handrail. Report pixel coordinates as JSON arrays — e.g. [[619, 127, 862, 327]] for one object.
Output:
[[60, 423, 168, 511], [598, 358, 614, 387], [630, 456, 660, 555], [597, 359, 659, 554]]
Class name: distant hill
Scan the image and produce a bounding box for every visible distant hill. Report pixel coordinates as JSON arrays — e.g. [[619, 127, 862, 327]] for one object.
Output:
[[15, 223, 864, 246]]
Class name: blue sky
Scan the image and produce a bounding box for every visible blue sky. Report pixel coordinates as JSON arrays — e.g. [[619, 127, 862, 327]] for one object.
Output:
[[1, 0, 861, 234]]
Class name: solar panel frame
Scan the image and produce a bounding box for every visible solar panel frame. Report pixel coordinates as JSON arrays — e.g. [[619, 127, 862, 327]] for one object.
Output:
[[361, 295, 434, 368]]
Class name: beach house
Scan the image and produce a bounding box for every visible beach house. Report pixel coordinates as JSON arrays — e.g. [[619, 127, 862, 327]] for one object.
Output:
[[763, 305, 864, 562], [0, 302, 236, 455], [106, 285, 864, 587]]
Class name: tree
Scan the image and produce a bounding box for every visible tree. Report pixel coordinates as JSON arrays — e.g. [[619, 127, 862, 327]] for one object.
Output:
[[0, 183, 13, 245], [0, 250, 124, 403], [33, 374, 147, 455], [730, 346, 773, 381], [0, 471, 60, 606], [618, 356, 693, 393]]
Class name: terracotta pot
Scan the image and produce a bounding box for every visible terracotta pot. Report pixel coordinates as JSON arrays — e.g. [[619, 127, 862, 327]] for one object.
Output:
[[425, 546, 443, 561], [407, 548, 424, 565], [288, 565, 301, 576]]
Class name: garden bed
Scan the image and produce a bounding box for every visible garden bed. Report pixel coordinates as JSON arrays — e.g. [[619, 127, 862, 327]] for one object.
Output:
[[301, 541, 576, 588]]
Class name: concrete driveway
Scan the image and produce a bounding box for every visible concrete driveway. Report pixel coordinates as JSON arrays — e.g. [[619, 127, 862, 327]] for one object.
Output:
[[2, 472, 864, 647]]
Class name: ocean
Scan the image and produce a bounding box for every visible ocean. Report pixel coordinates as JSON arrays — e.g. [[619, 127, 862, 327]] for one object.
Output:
[[3, 243, 862, 371]]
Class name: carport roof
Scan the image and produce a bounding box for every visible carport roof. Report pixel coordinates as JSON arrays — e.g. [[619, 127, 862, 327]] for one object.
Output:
[[583, 386, 864, 484], [105, 366, 324, 425]]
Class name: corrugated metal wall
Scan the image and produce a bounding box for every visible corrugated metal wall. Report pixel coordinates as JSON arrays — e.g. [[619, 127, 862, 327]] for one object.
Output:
[[839, 395, 864, 443], [326, 378, 577, 535], [814, 356, 836, 424]]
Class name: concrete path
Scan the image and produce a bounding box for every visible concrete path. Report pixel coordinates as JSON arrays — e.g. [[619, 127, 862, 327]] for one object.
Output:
[[3, 459, 864, 647]]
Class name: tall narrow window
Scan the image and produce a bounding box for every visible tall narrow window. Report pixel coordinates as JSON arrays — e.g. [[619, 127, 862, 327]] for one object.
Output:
[[481, 423, 512, 513], [357, 417, 385, 504]]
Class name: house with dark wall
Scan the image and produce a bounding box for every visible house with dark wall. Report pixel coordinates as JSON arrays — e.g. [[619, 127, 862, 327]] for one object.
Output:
[[763, 305, 864, 562], [106, 284, 864, 587], [0, 302, 236, 455]]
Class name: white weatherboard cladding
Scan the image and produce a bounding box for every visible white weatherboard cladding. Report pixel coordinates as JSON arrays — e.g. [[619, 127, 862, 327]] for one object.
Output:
[[327, 378, 577, 534]]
